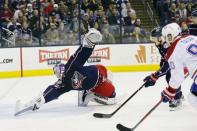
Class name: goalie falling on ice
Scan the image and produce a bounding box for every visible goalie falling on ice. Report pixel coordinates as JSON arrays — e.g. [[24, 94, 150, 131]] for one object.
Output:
[[15, 28, 117, 116]]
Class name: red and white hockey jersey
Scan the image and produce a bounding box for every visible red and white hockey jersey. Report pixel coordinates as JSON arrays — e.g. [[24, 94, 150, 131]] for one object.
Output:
[[166, 35, 197, 89]]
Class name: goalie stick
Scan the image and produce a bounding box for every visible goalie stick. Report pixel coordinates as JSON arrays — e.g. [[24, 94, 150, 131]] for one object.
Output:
[[14, 100, 35, 116], [116, 99, 162, 131], [93, 83, 145, 118]]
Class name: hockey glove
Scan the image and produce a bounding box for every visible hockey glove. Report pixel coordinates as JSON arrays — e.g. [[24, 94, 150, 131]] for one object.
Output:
[[83, 28, 102, 48], [161, 86, 177, 103], [143, 74, 158, 87]]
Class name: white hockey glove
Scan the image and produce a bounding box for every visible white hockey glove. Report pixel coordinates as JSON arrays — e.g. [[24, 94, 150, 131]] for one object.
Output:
[[53, 63, 65, 79], [83, 28, 102, 48]]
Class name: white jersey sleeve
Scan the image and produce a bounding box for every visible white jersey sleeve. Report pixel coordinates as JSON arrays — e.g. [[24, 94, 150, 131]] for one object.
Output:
[[167, 35, 197, 89]]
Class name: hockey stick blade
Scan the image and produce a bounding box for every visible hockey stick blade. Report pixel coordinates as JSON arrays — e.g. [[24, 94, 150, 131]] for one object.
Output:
[[14, 100, 33, 116], [93, 113, 112, 118], [14, 106, 33, 116], [116, 124, 133, 131]]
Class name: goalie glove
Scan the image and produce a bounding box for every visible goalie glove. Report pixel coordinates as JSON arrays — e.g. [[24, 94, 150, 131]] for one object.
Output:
[[83, 28, 102, 48], [143, 73, 158, 87]]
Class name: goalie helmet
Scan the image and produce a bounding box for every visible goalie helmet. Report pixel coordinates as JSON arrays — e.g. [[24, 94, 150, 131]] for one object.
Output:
[[162, 22, 181, 44], [53, 63, 65, 79], [150, 26, 163, 45]]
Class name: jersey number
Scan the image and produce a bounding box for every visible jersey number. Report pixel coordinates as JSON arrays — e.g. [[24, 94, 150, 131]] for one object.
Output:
[[187, 44, 197, 56]]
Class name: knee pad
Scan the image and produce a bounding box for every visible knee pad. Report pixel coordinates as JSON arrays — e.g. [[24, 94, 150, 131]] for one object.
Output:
[[190, 82, 197, 96], [91, 81, 116, 98]]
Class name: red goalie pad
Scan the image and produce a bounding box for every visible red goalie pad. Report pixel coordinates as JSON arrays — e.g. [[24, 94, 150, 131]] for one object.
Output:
[[96, 64, 108, 78], [91, 81, 115, 97]]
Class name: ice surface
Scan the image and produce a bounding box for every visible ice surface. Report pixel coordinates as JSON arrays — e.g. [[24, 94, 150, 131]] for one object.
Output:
[[0, 72, 196, 131]]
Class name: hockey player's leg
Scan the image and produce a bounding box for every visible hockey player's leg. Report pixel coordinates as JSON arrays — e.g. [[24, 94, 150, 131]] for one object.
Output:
[[78, 90, 96, 106], [15, 85, 67, 116], [91, 81, 116, 105], [14, 92, 45, 116], [190, 82, 197, 96], [96, 64, 113, 82], [169, 87, 184, 111], [78, 81, 116, 106]]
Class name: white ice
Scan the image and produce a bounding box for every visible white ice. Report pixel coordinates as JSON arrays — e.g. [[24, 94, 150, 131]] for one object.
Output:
[[0, 72, 196, 131]]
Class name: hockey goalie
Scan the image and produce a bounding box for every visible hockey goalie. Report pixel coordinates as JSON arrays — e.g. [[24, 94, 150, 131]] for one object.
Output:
[[14, 27, 117, 116]]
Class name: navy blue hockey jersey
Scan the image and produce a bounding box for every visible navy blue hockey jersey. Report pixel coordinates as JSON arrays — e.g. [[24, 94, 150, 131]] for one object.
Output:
[[61, 45, 99, 92]]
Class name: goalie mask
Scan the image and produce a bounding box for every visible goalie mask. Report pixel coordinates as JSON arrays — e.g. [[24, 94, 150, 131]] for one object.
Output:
[[53, 63, 65, 79]]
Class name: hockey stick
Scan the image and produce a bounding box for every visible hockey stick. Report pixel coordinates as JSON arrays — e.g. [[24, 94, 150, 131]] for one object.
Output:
[[116, 99, 162, 131], [93, 83, 145, 118]]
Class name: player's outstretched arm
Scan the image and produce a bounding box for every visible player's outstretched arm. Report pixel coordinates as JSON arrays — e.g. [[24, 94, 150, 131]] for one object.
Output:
[[64, 28, 103, 73]]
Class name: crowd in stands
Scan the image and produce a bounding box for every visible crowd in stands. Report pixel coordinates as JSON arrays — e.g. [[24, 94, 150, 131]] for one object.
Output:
[[154, 0, 197, 34], [0, 0, 148, 47]]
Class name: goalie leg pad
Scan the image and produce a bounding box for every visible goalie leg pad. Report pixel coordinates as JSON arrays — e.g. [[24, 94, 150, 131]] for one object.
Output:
[[96, 64, 108, 79], [93, 94, 116, 105], [78, 90, 96, 106], [91, 81, 116, 98]]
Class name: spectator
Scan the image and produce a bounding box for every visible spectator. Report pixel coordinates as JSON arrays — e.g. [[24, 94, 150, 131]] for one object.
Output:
[[17, 21, 32, 46], [108, 8, 119, 25], [169, 3, 179, 22], [44, 23, 59, 44], [58, 1, 68, 23], [64, 31, 77, 45], [25, 3, 34, 21], [181, 21, 189, 35], [7, 18, 21, 34], [102, 27, 116, 43], [131, 18, 146, 42], [124, 10, 136, 25], [58, 22, 66, 44], [50, 4, 63, 21], [43, 0, 54, 16], [125, 2, 136, 17], [178, 2, 187, 21], [187, 3, 193, 17], [86, 0, 99, 12], [81, 13, 89, 34], [69, 15, 79, 33], [17, 11, 27, 26], [1, 3, 13, 24], [29, 9, 38, 30]]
